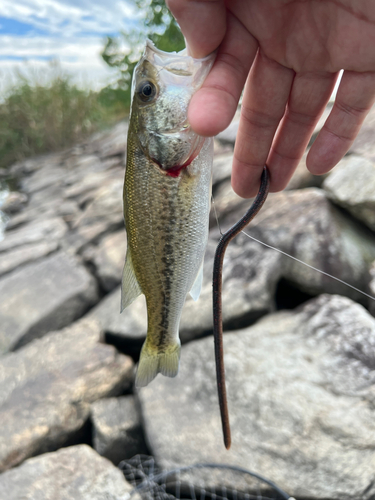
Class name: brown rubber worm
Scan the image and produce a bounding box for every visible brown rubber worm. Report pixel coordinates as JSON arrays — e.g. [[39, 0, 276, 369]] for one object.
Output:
[[212, 165, 270, 449]]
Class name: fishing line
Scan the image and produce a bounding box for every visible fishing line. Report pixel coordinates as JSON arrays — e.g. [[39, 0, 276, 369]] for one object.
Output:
[[211, 194, 223, 236], [240, 230, 375, 302]]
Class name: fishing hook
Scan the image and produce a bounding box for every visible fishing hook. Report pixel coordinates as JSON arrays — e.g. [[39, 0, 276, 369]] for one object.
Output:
[[212, 165, 270, 449]]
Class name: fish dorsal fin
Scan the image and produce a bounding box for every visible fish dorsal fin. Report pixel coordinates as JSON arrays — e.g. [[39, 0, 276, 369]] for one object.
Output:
[[189, 261, 203, 301], [121, 247, 142, 312]]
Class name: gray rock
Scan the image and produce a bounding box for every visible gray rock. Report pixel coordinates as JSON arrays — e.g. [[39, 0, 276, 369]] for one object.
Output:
[[0, 217, 67, 252], [0, 251, 98, 353], [20, 166, 66, 194], [220, 188, 375, 301], [9, 152, 64, 177], [349, 103, 375, 163], [92, 396, 148, 465], [138, 295, 375, 500], [1, 191, 28, 214], [86, 121, 128, 159], [285, 151, 325, 190], [367, 261, 375, 316], [0, 241, 58, 277], [86, 290, 147, 356], [87, 230, 126, 292], [0, 319, 133, 472], [216, 120, 239, 145], [0, 444, 132, 499], [323, 155, 375, 230], [212, 153, 233, 188]]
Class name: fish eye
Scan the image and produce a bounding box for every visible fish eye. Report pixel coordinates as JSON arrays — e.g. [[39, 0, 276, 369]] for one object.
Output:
[[138, 81, 156, 102]]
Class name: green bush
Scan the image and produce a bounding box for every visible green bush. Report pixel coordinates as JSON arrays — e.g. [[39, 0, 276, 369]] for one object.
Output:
[[0, 66, 127, 170]]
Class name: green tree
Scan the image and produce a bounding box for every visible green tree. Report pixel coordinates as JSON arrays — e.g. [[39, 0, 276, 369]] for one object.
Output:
[[101, 0, 184, 111]]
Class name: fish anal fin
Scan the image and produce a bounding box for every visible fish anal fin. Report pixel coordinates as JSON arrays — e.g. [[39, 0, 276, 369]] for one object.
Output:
[[189, 261, 203, 301], [121, 248, 142, 312], [135, 339, 181, 388]]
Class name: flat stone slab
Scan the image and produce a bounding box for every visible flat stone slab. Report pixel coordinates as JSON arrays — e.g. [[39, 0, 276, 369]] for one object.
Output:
[[0, 444, 132, 500], [138, 295, 375, 500], [0, 217, 67, 253], [0, 241, 58, 277], [0, 251, 99, 353], [0, 319, 134, 472], [92, 396, 148, 465]]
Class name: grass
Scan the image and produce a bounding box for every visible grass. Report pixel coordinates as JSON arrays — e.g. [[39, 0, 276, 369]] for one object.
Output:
[[0, 64, 129, 170]]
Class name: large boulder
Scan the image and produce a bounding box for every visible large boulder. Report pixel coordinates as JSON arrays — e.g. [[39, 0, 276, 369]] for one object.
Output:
[[0, 251, 99, 353], [0, 444, 132, 500], [0, 319, 133, 472], [138, 294, 375, 500], [323, 154, 375, 230], [0, 241, 58, 277]]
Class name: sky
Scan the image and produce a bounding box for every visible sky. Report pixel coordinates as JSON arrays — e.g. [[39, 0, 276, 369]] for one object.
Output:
[[0, 0, 138, 91]]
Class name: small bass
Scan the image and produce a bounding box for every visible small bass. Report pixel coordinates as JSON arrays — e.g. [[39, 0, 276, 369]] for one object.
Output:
[[121, 40, 215, 387]]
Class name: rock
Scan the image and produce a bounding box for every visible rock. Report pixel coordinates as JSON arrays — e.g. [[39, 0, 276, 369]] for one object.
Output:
[[323, 155, 375, 230], [92, 396, 148, 465], [0, 251, 98, 353], [220, 188, 375, 302], [216, 120, 239, 145], [86, 290, 147, 356], [1, 191, 28, 214], [138, 295, 375, 500], [210, 180, 244, 228], [9, 152, 64, 178], [349, 103, 375, 162], [0, 444, 132, 499], [86, 121, 128, 159], [65, 177, 124, 253], [85, 230, 126, 292], [20, 166, 66, 194], [0, 241, 58, 277], [212, 153, 233, 188], [285, 152, 325, 190], [0, 217, 67, 253], [367, 261, 375, 316], [0, 319, 134, 472]]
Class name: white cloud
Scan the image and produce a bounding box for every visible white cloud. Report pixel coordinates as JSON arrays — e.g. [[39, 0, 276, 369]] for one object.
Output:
[[0, 0, 138, 89]]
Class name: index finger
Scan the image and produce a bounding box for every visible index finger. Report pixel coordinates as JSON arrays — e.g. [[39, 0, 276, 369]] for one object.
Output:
[[166, 0, 226, 58]]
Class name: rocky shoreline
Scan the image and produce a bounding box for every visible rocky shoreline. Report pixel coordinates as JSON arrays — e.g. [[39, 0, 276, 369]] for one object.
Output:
[[0, 105, 375, 499]]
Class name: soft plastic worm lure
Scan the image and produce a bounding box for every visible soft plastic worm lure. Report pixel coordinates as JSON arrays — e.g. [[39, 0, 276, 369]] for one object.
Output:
[[212, 166, 270, 449]]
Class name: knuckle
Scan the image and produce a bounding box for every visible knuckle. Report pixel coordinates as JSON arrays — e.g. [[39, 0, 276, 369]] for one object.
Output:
[[241, 104, 280, 130]]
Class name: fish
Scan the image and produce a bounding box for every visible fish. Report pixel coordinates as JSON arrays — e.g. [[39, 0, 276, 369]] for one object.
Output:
[[121, 39, 216, 388]]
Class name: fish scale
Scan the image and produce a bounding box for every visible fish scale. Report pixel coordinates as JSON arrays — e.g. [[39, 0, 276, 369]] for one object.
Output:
[[121, 40, 215, 387]]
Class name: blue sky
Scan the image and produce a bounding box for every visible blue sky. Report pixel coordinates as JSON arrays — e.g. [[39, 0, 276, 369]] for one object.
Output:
[[0, 0, 138, 90]]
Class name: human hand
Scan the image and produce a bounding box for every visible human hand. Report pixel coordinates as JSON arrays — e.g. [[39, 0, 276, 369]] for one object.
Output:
[[167, 0, 375, 197]]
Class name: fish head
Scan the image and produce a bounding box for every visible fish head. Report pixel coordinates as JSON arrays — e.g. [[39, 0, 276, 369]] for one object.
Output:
[[130, 39, 215, 172]]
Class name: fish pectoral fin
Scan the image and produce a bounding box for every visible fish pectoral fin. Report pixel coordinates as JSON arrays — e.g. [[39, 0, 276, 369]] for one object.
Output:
[[189, 262, 203, 301], [121, 248, 142, 312], [135, 339, 181, 387]]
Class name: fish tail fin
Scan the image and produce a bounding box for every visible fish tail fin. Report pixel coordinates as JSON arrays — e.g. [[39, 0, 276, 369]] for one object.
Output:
[[135, 339, 181, 388]]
